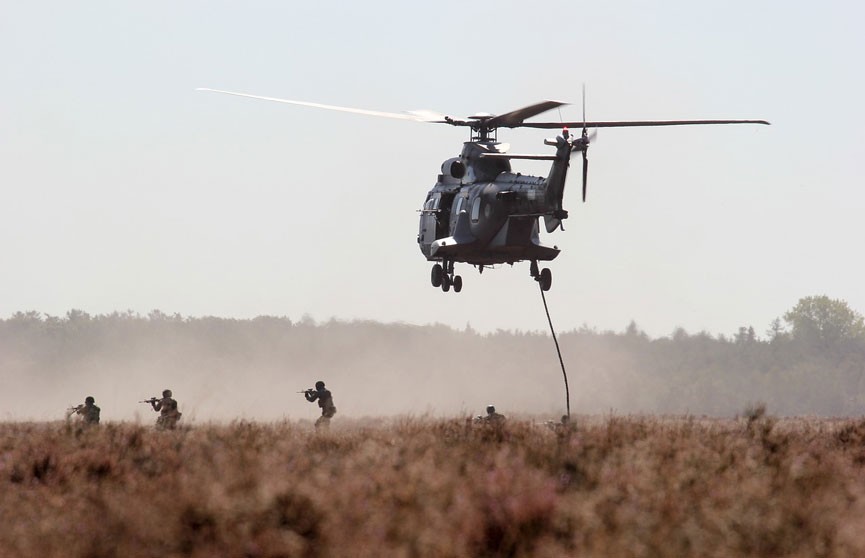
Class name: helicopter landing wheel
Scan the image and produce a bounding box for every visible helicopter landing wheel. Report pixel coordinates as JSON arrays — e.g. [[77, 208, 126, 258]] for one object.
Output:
[[452, 275, 463, 293], [431, 264, 443, 287], [441, 274, 451, 292], [539, 268, 552, 291]]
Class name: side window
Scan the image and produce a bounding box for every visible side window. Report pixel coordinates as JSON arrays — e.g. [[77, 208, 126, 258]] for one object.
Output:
[[454, 197, 464, 214], [471, 197, 481, 222]]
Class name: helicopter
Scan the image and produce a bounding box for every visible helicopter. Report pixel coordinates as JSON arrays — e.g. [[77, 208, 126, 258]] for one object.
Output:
[[197, 88, 768, 293]]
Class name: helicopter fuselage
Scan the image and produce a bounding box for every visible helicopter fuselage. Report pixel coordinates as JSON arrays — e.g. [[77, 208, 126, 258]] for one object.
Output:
[[417, 139, 569, 269]]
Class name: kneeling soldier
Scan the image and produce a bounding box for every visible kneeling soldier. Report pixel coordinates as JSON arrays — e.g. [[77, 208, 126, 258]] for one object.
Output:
[[151, 389, 182, 430], [74, 396, 101, 425]]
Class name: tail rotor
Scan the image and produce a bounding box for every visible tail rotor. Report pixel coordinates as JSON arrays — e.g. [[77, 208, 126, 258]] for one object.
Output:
[[581, 149, 588, 202], [579, 84, 590, 202]]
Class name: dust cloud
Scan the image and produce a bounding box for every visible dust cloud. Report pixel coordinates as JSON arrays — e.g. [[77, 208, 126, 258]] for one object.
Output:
[[2, 312, 862, 422]]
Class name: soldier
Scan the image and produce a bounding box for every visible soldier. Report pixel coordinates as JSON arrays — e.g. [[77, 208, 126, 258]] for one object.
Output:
[[151, 389, 182, 430], [545, 414, 575, 435], [304, 380, 337, 429], [481, 404, 506, 425], [75, 396, 101, 425]]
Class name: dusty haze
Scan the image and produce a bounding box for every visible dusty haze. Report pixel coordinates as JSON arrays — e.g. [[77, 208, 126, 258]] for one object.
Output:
[[2, 309, 863, 423]]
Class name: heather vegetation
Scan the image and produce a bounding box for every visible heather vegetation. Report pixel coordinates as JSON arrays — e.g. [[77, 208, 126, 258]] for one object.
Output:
[[3, 295, 865, 556], [3, 416, 865, 557], [1, 296, 864, 421]]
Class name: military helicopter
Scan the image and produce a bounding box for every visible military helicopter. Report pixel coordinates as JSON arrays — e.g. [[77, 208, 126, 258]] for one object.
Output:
[[198, 88, 768, 293]]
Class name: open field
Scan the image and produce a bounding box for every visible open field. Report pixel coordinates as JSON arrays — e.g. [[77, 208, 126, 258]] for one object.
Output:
[[3, 415, 865, 557]]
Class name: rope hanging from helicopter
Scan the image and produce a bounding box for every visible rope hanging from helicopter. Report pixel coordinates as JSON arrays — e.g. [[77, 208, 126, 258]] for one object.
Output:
[[538, 283, 570, 420]]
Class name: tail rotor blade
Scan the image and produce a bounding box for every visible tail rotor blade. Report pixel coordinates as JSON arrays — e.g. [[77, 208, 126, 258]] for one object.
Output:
[[581, 83, 586, 134], [582, 151, 589, 202]]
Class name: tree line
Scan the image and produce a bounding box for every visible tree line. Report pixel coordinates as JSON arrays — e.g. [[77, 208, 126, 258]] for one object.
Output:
[[1, 296, 863, 420]]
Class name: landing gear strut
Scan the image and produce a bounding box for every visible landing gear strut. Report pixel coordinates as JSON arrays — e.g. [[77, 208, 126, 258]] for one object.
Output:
[[431, 260, 462, 293], [530, 260, 552, 291]]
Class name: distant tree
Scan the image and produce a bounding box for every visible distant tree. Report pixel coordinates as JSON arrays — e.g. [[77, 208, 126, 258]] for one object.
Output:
[[734, 326, 757, 345], [783, 296, 865, 350], [66, 309, 92, 323], [148, 309, 168, 321], [766, 318, 788, 343], [9, 311, 43, 323], [624, 320, 647, 339]]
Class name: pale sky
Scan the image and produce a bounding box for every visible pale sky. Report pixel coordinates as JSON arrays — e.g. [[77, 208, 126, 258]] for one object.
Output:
[[2, 1, 863, 338]]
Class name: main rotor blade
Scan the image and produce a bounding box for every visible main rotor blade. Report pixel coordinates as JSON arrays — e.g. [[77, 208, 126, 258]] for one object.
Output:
[[196, 88, 449, 123], [480, 153, 557, 161], [519, 119, 770, 129], [486, 100, 569, 128]]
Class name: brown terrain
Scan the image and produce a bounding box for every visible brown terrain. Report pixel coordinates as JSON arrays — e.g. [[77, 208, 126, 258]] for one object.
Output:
[[3, 413, 865, 557]]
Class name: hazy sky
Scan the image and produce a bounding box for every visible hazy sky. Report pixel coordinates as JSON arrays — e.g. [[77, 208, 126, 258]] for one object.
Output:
[[2, 1, 863, 338]]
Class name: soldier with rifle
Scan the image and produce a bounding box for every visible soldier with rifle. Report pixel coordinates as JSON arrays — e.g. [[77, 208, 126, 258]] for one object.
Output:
[[140, 389, 182, 430], [300, 380, 336, 429], [67, 396, 100, 425], [475, 404, 506, 425]]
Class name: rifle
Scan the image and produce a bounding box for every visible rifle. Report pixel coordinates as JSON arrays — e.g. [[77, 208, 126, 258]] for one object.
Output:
[[139, 397, 158, 404], [297, 388, 314, 395], [65, 404, 83, 419]]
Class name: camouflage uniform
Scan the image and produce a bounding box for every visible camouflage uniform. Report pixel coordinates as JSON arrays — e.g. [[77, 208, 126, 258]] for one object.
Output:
[[480, 405, 506, 425], [152, 390, 182, 430], [305, 381, 337, 429], [75, 397, 100, 425]]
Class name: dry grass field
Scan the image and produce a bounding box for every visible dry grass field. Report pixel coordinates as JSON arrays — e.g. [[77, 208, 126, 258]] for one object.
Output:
[[2, 414, 865, 557]]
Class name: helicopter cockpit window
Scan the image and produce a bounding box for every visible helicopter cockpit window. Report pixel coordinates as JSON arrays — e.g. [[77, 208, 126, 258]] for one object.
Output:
[[454, 197, 465, 215], [471, 197, 481, 222]]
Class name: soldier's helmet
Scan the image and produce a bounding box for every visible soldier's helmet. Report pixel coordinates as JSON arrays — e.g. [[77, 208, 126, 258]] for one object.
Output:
[[163, 389, 172, 397], [85, 396, 95, 405], [315, 381, 325, 390], [486, 405, 496, 414]]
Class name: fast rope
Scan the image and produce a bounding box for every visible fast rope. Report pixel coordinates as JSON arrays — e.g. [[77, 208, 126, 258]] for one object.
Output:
[[539, 283, 570, 419]]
